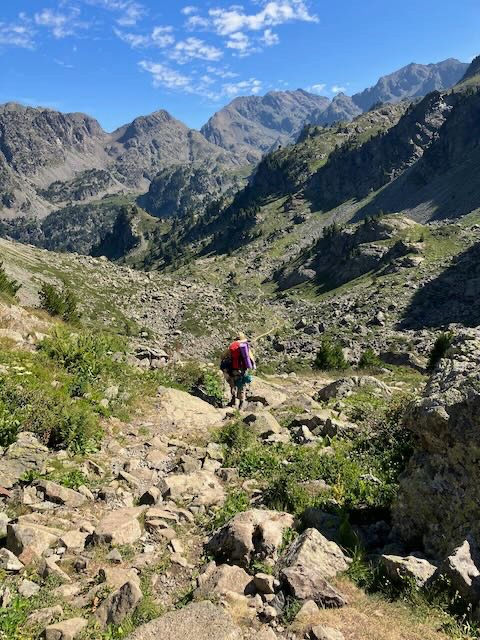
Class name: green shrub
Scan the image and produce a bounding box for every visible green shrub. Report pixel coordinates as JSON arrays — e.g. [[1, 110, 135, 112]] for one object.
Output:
[[314, 338, 348, 370], [39, 329, 124, 396], [0, 401, 21, 447], [358, 348, 381, 369], [169, 361, 224, 406], [0, 260, 20, 298], [39, 282, 80, 323], [210, 490, 250, 531], [428, 332, 453, 372]]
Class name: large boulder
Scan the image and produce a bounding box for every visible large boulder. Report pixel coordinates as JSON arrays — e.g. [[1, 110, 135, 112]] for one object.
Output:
[[0, 432, 48, 488], [157, 387, 223, 436], [195, 562, 254, 599], [279, 528, 350, 579], [206, 509, 294, 567], [42, 617, 88, 640], [438, 536, 480, 604], [380, 554, 437, 587], [393, 330, 480, 558], [6, 521, 62, 559], [35, 481, 86, 508], [125, 601, 242, 640], [278, 529, 349, 608], [93, 507, 145, 546], [160, 470, 225, 506], [248, 378, 288, 408]]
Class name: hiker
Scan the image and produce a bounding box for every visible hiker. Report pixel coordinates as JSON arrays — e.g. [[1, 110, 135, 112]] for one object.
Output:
[[221, 332, 256, 408]]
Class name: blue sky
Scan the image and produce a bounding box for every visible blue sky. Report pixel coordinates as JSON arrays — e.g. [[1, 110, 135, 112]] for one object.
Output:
[[1, 0, 479, 131]]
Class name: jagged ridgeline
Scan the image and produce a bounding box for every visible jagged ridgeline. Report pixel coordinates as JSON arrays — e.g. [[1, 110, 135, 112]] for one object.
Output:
[[0, 56, 472, 269]]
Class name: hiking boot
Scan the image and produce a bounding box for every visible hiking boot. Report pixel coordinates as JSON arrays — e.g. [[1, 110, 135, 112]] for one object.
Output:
[[238, 400, 245, 410], [229, 398, 236, 407]]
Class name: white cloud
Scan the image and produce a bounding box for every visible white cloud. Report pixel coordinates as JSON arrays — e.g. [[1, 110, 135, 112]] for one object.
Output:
[[181, 6, 198, 16], [139, 60, 191, 90], [262, 29, 279, 46], [309, 83, 326, 94], [0, 21, 35, 49], [34, 8, 85, 39], [209, 1, 318, 36], [170, 37, 223, 63], [114, 26, 174, 48], [185, 14, 211, 30], [223, 78, 263, 97], [207, 65, 238, 79], [226, 32, 250, 55], [54, 58, 75, 69], [85, 0, 145, 26], [332, 85, 346, 94]]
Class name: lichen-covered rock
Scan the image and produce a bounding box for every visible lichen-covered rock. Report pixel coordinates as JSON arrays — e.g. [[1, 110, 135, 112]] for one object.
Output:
[[380, 554, 437, 587], [438, 536, 480, 604], [393, 330, 480, 557], [206, 509, 294, 567], [0, 432, 48, 488], [278, 529, 349, 608]]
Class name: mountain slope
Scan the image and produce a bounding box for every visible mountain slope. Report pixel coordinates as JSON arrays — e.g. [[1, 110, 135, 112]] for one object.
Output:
[[0, 104, 238, 220], [201, 90, 330, 164], [351, 58, 468, 111], [108, 110, 238, 189]]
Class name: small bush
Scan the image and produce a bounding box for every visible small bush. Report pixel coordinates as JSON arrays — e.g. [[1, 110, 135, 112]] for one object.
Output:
[[0, 401, 21, 447], [39, 282, 80, 323], [428, 332, 453, 372], [210, 490, 250, 531], [0, 260, 20, 298], [358, 348, 381, 370], [39, 329, 124, 396], [314, 338, 348, 370]]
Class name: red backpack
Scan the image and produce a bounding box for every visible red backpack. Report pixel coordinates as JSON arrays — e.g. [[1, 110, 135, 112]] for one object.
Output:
[[229, 341, 245, 370]]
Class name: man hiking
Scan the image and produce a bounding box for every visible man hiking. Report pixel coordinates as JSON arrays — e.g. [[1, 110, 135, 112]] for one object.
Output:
[[221, 332, 256, 409]]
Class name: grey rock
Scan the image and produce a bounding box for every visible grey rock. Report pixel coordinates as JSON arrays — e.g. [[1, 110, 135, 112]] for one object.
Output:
[[124, 601, 242, 639], [96, 580, 143, 627]]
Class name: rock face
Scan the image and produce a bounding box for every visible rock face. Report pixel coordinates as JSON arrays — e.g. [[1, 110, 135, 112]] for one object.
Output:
[[140, 164, 245, 220], [351, 58, 468, 111], [125, 601, 242, 640], [393, 330, 480, 558], [201, 90, 330, 164]]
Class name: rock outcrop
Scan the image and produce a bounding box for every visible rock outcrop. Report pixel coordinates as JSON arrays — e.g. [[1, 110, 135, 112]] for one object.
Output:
[[393, 329, 480, 557]]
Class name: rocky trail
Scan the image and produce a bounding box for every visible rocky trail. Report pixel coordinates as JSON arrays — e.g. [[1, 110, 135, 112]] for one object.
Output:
[[1, 331, 480, 640]]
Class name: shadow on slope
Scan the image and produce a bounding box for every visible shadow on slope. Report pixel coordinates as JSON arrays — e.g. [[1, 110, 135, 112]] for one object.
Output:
[[352, 90, 480, 223], [400, 242, 480, 329]]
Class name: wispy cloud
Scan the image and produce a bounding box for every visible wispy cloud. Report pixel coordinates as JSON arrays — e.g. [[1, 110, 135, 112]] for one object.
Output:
[[332, 85, 346, 94], [139, 60, 191, 90], [54, 58, 75, 69], [208, 1, 318, 36], [114, 26, 174, 49], [171, 37, 223, 63], [181, 6, 198, 16], [262, 29, 279, 46], [0, 20, 35, 49], [85, 0, 145, 26], [309, 83, 326, 94], [223, 77, 263, 97], [226, 32, 251, 56], [34, 8, 87, 39], [140, 57, 261, 102]]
